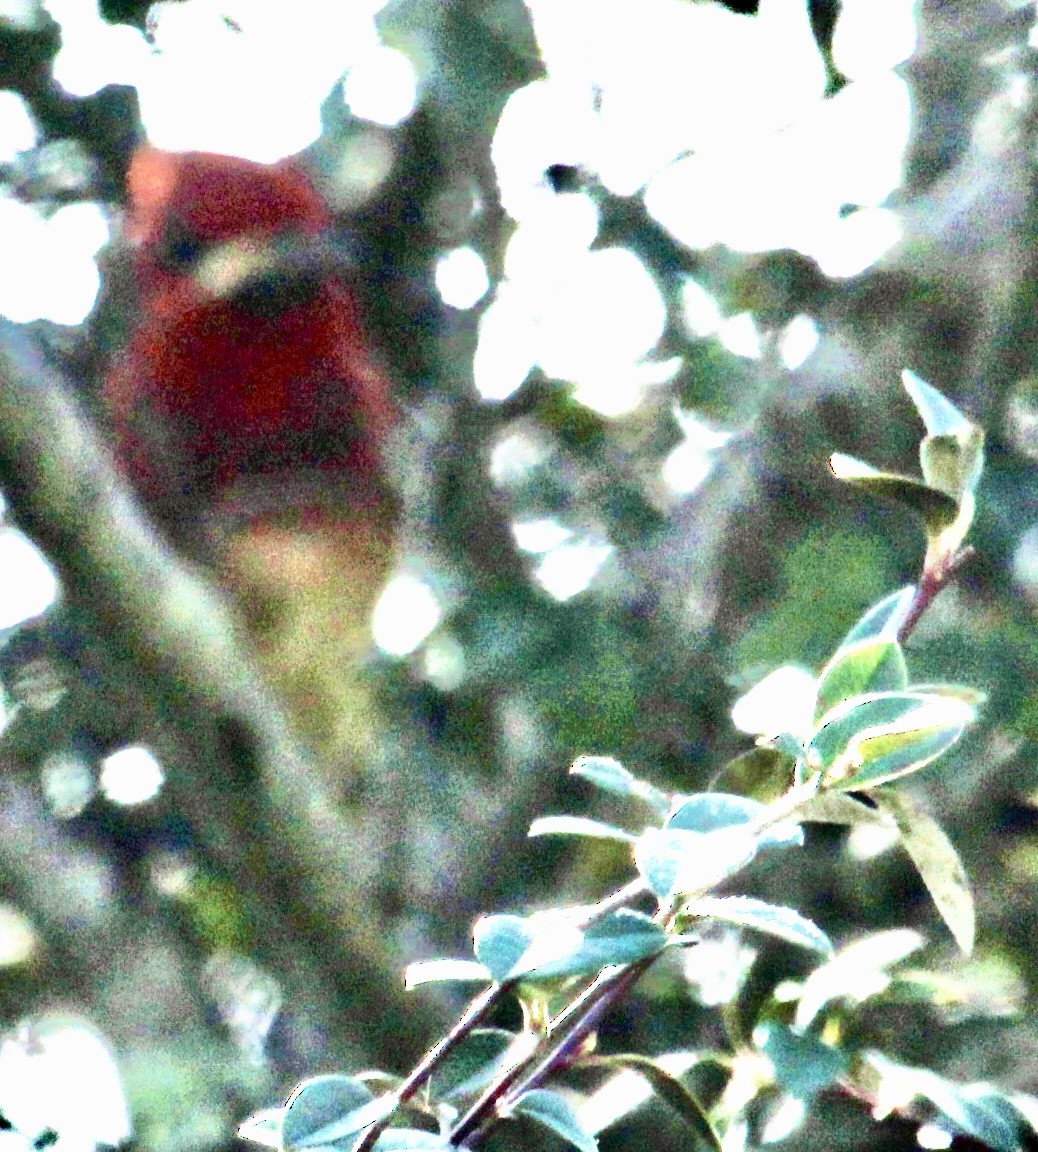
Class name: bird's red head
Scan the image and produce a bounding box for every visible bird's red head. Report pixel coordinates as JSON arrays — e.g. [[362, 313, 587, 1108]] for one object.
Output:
[[105, 145, 396, 526]]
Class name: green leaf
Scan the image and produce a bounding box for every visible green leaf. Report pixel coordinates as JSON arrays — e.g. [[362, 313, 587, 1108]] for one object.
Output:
[[573, 909, 667, 966], [635, 829, 695, 900], [901, 370, 984, 503], [828, 454, 961, 536], [472, 915, 535, 983], [908, 683, 987, 709], [586, 1054, 720, 1150], [298, 1098, 399, 1150], [237, 1109, 283, 1149], [433, 1029, 518, 1100], [796, 791, 887, 826], [666, 792, 803, 850], [925, 1085, 1023, 1152], [579, 1052, 722, 1135], [634, 827, 757, 902], [528, 815, 636, 842], [521, 910, 667, 981], [709, 747, 795, 803], [506, 1089, 598, 1152], [403, 959, 490, 990], [794, 929, 925, 1029], [495, 913, 591, 983], [807, 691, 975, 788], [472, 909, 665, 986], [766, 731, 809, 762], [810, 692, 935, 768], [680, 896, 833, 956], [569, 755, 636, 793], [831, 714, 972, 790], [840, 586, 916, 646], [570, 755, 670, 816], [637, 793, 806, 902], [864, 1052, 1023, 1152], [921, 431, 985, 500], [280, 1075, 377, 1152], [902, 369, 973, 436], [872, 789, 975, 955], [814, 640, 908, 724], [753, 1022, 848, 1099], [356, 1072, 405, 1095]]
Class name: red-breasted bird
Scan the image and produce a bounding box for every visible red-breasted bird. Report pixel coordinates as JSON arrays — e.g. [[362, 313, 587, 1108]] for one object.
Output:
[[103, 145, 399, 766]]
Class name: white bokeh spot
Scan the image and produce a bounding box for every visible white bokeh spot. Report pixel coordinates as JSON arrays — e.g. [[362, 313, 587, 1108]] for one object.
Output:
[[717, 311, 762, 361], [814, 207, 902, 280], [473, 287, 539, 402], [779, 314, 820, 371], [534, 537, 614, 602], [680, 277, 723, 338], [343, 45, 418, 127], [476, 230, 667, 413], [0, 90, 37, 161], [512, 518, 574, 554], [0, 528, 59, 629], [41, 0, 390, 162], [663, 408, 734, 497], [99, 745, 165, 806], [0, 196, 109, 325], [491, 78, 599, 223], [435, 246, 490, 310], [45, 0, 149, 96], [0, 1018, 131, 1152], [373, 572, 442, 657], [634, 6, 913, 278], [730, 664, 816, 738], [832, 0, 917, 81]]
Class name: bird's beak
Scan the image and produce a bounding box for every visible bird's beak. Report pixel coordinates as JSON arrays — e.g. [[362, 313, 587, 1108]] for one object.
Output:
[[192, 233, 355, 315]]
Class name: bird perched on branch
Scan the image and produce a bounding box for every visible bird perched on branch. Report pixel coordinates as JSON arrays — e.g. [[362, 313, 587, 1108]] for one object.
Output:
[[103, 145, 399, 768]]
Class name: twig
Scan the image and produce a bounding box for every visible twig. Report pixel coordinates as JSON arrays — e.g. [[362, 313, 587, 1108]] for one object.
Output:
[[896, 546, 976, 645], [354, 983, 506, 1152], [448, 960, 655, 1147]]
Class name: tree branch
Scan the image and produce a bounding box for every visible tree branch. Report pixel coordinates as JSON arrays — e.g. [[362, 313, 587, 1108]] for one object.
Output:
[[0, 319, 437, 1069]]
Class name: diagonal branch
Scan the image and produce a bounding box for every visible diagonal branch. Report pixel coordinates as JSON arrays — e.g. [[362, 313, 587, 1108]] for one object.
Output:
[[0, 318, 437, 1068]]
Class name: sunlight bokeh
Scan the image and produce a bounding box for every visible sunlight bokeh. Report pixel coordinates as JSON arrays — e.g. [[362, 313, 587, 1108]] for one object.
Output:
[[730, 664, 816, 738], [0, 1018, 131, 1152], [0, 528, 59, 629], [98, 745, 165, 806], [0, 0, 922, 675], [662, 409, 734, 497], [435, 246, 490, 310], [0, 90, 36, 161], [373, 572, 443, 657]]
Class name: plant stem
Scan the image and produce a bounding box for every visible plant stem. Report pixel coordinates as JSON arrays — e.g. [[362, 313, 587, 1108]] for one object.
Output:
[[896, 546, 975, 644], [496, 957, 659, 1111], [354, 983, 506, 1152], [448, 958, 657, 1147]]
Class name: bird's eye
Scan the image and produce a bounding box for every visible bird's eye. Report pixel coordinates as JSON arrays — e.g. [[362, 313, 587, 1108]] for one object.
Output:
[[158, 218, 204, 270]]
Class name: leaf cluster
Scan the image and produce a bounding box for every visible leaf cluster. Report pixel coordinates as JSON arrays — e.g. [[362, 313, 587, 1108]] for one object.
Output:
[[238, 376, 1032, 1152]]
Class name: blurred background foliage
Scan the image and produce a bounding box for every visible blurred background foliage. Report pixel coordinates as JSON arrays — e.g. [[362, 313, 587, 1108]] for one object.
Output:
[[1, 1, 1038, 1151]]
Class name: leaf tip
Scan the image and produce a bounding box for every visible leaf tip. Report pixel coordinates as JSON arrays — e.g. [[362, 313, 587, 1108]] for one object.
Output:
[[829, 452, 872, 480]]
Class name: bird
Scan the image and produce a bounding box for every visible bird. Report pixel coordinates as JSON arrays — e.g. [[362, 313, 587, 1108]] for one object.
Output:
[[102, 144, 400, 769]]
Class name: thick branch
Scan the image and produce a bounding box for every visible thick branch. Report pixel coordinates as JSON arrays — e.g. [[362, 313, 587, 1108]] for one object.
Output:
[[0, 319, 435, 1067]]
